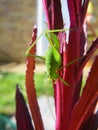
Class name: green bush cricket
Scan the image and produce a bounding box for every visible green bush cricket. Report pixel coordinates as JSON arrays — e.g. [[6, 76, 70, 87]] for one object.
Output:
[[26, 28, 78, 86]]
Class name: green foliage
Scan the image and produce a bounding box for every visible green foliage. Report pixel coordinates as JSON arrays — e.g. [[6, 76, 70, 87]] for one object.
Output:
[[0, 72, 25, 115], [0, 71, 53, 115]]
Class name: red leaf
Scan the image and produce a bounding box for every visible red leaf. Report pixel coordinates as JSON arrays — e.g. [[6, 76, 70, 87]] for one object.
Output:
[[75, 37, 98, 103], [26, 26, 44, 130], [68, 56, 98, 130], [78, 37, 98, 80], [16, 85, 34, 130], [81, 103, 98, 130], [80, 38, 98, 66]]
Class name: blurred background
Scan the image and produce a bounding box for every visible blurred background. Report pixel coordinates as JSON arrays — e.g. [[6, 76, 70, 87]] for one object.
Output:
[[0, 0, 36, 62], [0, 0, 98, 130]]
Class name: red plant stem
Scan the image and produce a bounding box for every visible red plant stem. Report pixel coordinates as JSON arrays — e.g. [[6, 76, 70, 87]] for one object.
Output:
[[81, 0, 89, 25], [42, 0, 52, 29], [26, 26, 44, 130], [61, 28, 81, 130], [42, 0, 63, 30], [55, 79, 62, 130]]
